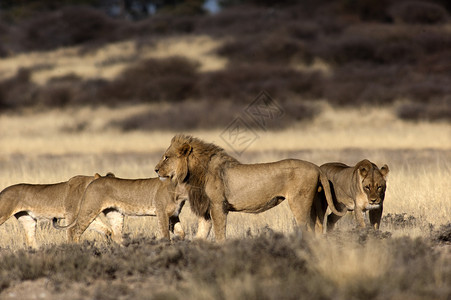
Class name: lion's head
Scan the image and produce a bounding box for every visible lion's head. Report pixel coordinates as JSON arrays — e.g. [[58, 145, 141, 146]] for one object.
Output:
[[356, 159, 389, 210], [155, 134, 238, 217]]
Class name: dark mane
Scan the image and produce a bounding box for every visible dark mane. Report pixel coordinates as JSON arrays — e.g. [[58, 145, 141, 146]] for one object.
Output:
[[171, 134, 239, 217]]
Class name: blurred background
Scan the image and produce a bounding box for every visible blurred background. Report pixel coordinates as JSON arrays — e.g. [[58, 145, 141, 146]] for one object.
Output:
[[0, 0, 450, 130]]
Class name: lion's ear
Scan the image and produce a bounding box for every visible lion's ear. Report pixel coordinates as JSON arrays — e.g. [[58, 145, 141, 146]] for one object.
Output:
[[358, 165, 369, 178], [178, 143, 192, 157], [380, 164, 389, 178], [357, 160, 372, 178], [94, 173, 101, 179]]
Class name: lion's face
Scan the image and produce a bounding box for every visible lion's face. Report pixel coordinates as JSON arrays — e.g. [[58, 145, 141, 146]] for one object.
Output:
[[359, 164, 389, 210], [155, 142, 192, 183]]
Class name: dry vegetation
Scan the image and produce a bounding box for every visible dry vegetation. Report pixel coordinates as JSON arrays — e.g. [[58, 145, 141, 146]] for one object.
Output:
[[0, 107, 449, 299], [0, 0, 450, 299]]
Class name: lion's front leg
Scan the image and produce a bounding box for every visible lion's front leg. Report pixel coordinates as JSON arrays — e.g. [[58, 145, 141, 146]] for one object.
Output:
[[210, 202, 227, 242], [369, 205, 383, 230], [195, 216, 212, 239], [354, 208, 366, 228], [157, 209, 170, 240]]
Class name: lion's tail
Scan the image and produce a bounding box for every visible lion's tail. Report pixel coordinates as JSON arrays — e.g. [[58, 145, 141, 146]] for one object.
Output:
[[319, 172, 347, 217], [52, 217, 77, 229]]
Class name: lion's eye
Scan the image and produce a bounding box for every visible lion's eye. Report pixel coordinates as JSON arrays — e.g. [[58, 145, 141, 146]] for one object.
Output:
[[364, 186, 370, 190]]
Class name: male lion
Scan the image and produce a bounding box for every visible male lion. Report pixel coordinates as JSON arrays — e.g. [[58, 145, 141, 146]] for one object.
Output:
[[154, 134, 346, 242], [315, 159, 389, 233], [53, 176, 187, 244], [0, 173, 113, 248]]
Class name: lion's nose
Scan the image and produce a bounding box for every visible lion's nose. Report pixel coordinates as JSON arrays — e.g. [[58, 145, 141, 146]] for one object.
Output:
[[155, 168, 159, 174]]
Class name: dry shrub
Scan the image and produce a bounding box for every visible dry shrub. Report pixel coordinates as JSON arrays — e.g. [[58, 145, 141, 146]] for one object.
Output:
[[401, 75, 451, 102], [414, 29, 451, 55], [285, 20, 320, 40], [17, 6, 120, 52], [417, 51, 451, 74], [198, 6, 290, 37], [217, 33, 312, 65], [200, 64, 323, 102], [316, 35, 379, 65], [375, 40, 422, 64], [433, 223, 451, 244], [0, 228, 449, 299], [0, 68, 37, 109], [124, 15, 198, 37], [339, 0, 392, 21], [389, 1, 449, 24], [100, 56, 200, 103], [323, 64, 404, 105], [111, 99, 317, 131], [397, 99, 451, 122]]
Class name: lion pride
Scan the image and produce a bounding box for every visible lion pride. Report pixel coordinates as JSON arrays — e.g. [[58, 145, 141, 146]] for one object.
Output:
[[155, 134, 345, 242], [0, 173, 113, 248]]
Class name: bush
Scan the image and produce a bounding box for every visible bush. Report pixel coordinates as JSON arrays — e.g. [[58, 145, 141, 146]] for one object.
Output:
[[200, 64, 323, 102], [397, 98, 451, 121], [340, 0, 392, 21], [389, 1, 449, 24], [316, 35, 379, 65], [417, 51, 451, 74], [400, 75, 451, 102], [0, 68, 37, 109], [110, 99, 317, 131], [100, 56, 200, 103], [125, 15, 198, 37], [323, 64, 404, 106], [375, 40, 422, 64], [17, 6, 119, 52], [198, 6, 289, 37], [217, 34, 312, 65]]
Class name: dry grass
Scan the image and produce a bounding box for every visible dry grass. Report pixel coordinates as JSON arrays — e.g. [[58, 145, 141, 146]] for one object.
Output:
[[1, 103, 449, 159], [0, 106, 448, 300], [0, 104, 449, 248]]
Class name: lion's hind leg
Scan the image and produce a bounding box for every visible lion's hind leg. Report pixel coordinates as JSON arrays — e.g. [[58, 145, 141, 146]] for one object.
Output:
[[15, 212, 38, 249], [169, 215, 185, 240], [287, 186, 317, 235], [68, 205, 113, 243], [104, 209, 124, 244]]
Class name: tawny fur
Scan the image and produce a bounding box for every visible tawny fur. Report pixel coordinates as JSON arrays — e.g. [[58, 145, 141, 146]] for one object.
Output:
[[155, 134, 345, 242], [314, 159, 389, 233], [54, 176, 187, 244], [0, 173, 112, 248]]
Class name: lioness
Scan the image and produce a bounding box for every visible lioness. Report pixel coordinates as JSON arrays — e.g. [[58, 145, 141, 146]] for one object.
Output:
[[0, 173, 114, 248], [154, 134, 346, 242], [315, 159, 389, 232], [53, 176, 187, 244]]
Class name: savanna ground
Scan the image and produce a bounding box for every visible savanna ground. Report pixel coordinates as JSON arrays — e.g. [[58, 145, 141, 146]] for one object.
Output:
[[0, 105, 449, 300], [0, 1, 450, 299]]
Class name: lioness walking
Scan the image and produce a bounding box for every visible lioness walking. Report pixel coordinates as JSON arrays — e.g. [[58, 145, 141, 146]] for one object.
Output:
[[315, 159, 389, 232], [53, 176, 187, 244], [0, 173, 113, 248], [155, 134, 346, 242]]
